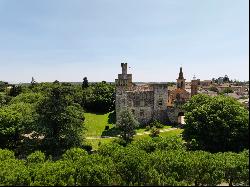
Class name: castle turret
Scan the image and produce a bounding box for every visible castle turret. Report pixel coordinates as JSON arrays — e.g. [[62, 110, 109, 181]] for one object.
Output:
[[121, 63, 127, 75], [115, 63, 132, 88], [176, 67, 186, 89], [191, 75, 198, 96], [115, 63, 133, 122]]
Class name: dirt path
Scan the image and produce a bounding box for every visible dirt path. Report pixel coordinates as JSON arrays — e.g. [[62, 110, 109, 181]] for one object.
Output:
[[85, 127, 178, 140]]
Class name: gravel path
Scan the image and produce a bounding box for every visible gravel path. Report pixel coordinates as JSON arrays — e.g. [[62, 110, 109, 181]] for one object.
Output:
[[86, 127, 178, 140]]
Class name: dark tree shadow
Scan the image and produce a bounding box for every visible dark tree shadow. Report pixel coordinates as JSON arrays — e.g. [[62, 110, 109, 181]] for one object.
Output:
[[101, 127, 121, 137], [108, 111, 116, 124], [84, 110, 108, 115]]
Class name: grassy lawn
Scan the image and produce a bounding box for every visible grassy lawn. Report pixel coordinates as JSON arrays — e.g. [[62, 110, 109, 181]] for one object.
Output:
[[134, 128, 183, 140], [84, 112, 115, 137], [135, 125, 172, 134], [86, 129, 183, 150], [84, 112, 183, 150], [85, 138, 115, 151], [160, 129, 184, 137]]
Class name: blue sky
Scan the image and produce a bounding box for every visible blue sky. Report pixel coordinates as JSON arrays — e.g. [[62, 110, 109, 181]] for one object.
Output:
[[0, 0, 249, 83]]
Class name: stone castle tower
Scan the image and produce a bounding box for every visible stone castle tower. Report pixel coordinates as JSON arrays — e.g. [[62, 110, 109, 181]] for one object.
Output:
[[115, 63, 132, 118], [191, 75, 199, 97], [115, 63, 169, 124], [176, 67, 186, 89], [115, 63, 132, 88]]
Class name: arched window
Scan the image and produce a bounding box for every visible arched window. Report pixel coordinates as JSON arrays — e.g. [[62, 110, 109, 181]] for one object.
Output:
[[178, 112, 185, 124]]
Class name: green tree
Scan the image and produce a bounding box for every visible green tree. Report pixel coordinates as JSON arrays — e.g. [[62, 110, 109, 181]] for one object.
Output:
[[148, 149, 189, 185], [221, 87, 234, 94], [185, 151, 224, 186], [108, 145, 148, 185], [27, 151, 46, 164], [223, 75, 230, 83], [0, 81, 7, 92], [150, 126, 160, 138], [62, 147, 88, 161], [10, 92, 44, 105], [8, 85, 22, 97], [74, 154, 121, 185], [219, 150, 249, 186], [84, 82, 115, 112], [208, 86, 219, 93], [29, 160, 75, 186], [0, 102, 38, 150], [0, 149, 31, 185], [0, 92, 11, 107], [183, 94, 249, 152], [149, 120, 164, 128], [36, 83, 85, 156], [82, 77, 89, 89], [116, 108, 139, 144]]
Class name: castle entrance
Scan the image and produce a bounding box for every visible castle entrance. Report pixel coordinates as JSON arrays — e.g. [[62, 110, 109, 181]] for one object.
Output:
[[177, 112, 185, 124]]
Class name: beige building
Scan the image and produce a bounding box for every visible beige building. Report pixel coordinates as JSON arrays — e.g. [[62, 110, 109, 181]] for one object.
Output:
[[115, 63, 169, 125], [115, 64, 203, 125], [200, 80, 212, 87], [167, 67, 191, 107]]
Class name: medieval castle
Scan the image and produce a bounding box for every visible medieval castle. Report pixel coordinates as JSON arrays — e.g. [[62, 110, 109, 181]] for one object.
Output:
[[115, 63, 199, 125]]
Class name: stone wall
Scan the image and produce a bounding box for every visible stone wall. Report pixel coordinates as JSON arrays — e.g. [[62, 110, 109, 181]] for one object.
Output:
[[152, 84, 169, 123], [115, 84, 170, 125], [115, 63, 187, 126], [126, 90, 154, 124], [167, 105, 185, 124]]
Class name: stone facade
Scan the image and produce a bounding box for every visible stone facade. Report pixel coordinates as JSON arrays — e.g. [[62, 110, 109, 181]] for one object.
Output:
[[115, 63, 189, 125], [115, 63, 168, 124], [191, 76, 199, 97]]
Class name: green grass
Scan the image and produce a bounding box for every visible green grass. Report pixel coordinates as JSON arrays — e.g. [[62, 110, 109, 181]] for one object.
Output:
[[134, 128, 183, 140], [84, 112, 115, 137], [85, 138, 115, 151], [135, 125, 171, 134], [86, 129, 183, 150], [84, 112, 183, 150], [160, 129, 184, 137]]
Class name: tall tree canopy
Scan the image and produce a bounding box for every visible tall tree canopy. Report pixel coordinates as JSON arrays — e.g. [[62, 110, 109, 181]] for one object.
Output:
[[116, 108, 139, 144], [183, 94, 249, 152], [82, 77, 89, 89], [0, 102, 38, 150], [36, 83, 85, 156], [84, 82, 115, 113]]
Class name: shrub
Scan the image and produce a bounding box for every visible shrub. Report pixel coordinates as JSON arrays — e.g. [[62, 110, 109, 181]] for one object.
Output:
[[150, 120, 164, 128], [150, 127, 160, 138]]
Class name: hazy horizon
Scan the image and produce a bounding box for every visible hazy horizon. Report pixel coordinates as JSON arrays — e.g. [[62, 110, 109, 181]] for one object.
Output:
[[0, 0, 249, 83]]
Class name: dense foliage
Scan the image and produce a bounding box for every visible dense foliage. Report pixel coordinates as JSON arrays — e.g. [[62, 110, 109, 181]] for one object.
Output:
[[183, 94, 249, 152], [208, 86, 219, 93], [0, 92, 11, 107], [35, 82, 85, 156], [0, 81, 115, 156], [83, 82, 115, 113], [116, 109, 139, 143], [0, 83, 79, 156], [220, 87, 234, 94], [0, 102, 38, 151], [0, 136, 248, 186]]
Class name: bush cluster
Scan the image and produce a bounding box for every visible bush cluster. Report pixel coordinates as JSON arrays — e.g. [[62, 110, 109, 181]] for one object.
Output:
[[0, 136, 248, 186]]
